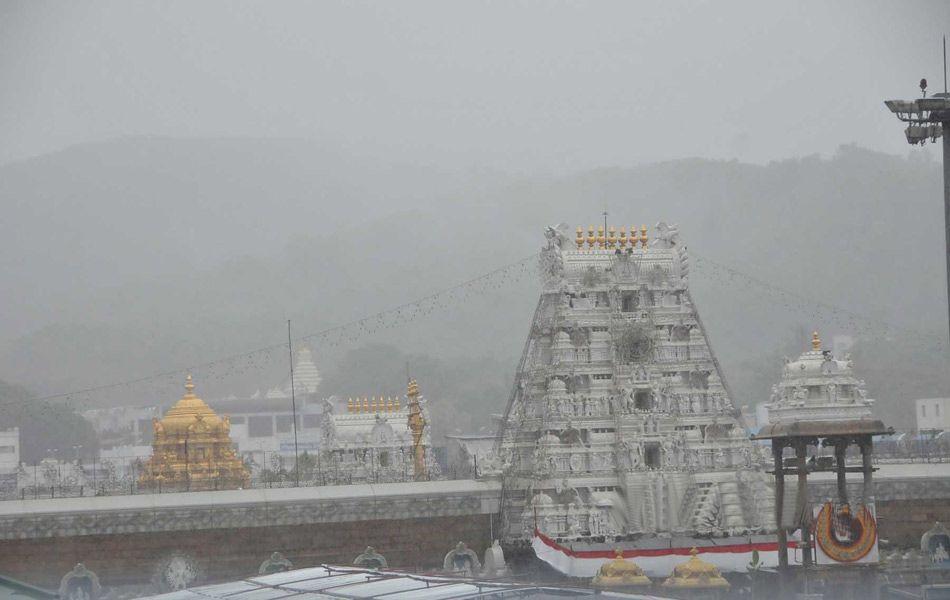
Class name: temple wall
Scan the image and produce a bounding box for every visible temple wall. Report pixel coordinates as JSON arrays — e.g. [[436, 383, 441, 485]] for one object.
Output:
[[808, 472, 950, 547], [876, 499, 950, 547], [0, 479, 501, 590], [0, 514, 495, 589]]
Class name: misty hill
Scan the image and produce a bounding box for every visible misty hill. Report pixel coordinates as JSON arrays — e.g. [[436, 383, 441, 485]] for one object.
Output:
[[1, 137, 946, 435]]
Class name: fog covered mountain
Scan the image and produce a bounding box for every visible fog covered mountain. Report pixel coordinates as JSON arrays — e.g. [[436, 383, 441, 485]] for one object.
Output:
[[1, 137, 945, 432]]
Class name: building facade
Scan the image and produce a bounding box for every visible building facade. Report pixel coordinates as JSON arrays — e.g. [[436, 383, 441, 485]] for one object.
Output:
[[490, 223, 775, 543], [915, 398, 950, 432], [317, 380, 437, 484]]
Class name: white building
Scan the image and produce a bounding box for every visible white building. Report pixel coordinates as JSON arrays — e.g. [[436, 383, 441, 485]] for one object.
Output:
[[916, 398, 950, 432], [82, 405, 161, 446], [317, 381, 437, 484], [0, 428, 19, 476]]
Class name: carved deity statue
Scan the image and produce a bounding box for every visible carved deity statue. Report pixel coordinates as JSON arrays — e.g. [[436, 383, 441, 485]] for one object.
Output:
[[443, 542, 481, 575]]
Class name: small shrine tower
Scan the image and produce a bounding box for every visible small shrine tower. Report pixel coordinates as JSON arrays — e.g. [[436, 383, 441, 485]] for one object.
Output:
[[755, 332, 891, 572], [139, 375, 249, 492]]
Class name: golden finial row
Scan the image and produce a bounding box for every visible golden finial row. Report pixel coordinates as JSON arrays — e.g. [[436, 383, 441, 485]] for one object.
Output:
[[575, 225, 648, 250], [347, 396, 402, 413]]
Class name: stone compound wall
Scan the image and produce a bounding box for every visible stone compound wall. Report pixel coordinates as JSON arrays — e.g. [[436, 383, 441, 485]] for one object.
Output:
[[876, 499, 950, 547], [809, 475, 950, 547], [0, 480, 501, 590], [0, 514, 495, 589]]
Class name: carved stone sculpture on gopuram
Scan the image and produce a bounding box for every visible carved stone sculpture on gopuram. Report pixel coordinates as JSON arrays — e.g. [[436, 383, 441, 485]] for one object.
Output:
[[487, 222, 777, 544]]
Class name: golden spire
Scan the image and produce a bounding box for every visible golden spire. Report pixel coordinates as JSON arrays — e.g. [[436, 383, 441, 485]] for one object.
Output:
[[406, 378, 427, 480], [138, 375, 248, 492], [592, 549, 652, 588], [607, 226, 616, 248], [347, 397, 354, 413], [640, 224, 648, 248], [812, 331, 822, 351], [576, 226, 584, 250], [587, 225, 596, 249], [662, 548, 730, 590], [619, 226, 627, 248], [363, 397, 369, 413], [597, 225, 606, 248]]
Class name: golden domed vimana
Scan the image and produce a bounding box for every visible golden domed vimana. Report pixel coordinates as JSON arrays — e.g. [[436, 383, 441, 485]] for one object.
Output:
[[139, 375, 249, 492]]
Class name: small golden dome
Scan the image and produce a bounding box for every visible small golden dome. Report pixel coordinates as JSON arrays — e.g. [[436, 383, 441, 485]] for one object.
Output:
[[140, 375, 248, 492], [592, 550, 652, 588], [811, 331, 822, 351], [156, 375, 226, 435], [662, 548, 730, 590]]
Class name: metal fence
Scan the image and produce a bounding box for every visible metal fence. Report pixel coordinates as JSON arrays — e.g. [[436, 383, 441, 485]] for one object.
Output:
[[1, 448, 476, 501]]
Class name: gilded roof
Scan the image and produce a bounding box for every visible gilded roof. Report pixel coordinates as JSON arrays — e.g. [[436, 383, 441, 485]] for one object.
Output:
[[592, 550, 651, 588], [157, 375, 226, 435], [662, 548, 730, 589]]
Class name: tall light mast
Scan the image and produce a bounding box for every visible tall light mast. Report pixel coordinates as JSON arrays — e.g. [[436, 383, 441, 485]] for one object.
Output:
[[884, 37, 950, 342]]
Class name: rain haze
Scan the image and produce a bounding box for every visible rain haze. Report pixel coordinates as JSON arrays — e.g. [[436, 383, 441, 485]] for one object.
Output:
[[1, 1, 950, 597]]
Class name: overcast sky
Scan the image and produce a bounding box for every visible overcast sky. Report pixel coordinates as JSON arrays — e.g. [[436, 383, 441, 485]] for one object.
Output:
[[2, 1, 949, 171]]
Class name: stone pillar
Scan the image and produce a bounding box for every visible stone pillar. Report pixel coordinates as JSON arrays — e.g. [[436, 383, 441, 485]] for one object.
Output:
[[859, 436, 874, 505], [795, 441, 813, 568], [772, 441, 788, 570], [834, 438, 848, 505]]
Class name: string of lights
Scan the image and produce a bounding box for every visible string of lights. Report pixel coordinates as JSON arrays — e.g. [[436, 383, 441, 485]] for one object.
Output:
[[4, 248, 944, 412], [691, 253, 947, 353], [3, 253, 540, 410]]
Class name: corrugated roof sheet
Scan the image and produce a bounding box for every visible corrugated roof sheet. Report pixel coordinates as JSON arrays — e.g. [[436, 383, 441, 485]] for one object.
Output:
[[139, 565, 671, 599]]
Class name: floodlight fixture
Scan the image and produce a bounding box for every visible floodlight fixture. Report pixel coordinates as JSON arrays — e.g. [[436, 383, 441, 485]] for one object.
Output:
[[883, 36, 950, 342]]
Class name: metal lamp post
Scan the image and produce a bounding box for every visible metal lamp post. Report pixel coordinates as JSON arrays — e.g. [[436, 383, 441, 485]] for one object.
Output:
[[885, 46, 950, 342]]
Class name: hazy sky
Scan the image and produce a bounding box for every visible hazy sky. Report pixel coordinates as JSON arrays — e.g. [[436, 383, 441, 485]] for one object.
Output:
[[1, 1, 949, 171]]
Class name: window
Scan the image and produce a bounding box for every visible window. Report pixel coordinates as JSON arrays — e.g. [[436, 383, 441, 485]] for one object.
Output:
[[0, 446, 15, 454], [621, 293, 637, 312], [922, 405, 928, 418], [303, 414, 321, 428], [248, 416, 273, 438], [937, 404, 942, 418], [230, 416, 246, 425], [644, 444, 660, 468], [634, 390, 653, 411], [275, 415, 295, 433]]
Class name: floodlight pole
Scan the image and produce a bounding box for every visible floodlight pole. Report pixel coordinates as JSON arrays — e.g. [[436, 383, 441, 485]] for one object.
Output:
[[885, 67, 950, 343], [287, 320, 300, 487], [944, 131, 950, 345]]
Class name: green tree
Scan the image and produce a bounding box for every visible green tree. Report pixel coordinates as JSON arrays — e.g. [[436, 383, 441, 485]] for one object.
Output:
[[0, 380, 99, 463]]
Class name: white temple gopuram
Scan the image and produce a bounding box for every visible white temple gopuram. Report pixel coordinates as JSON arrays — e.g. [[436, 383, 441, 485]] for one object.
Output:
[[318, 379, 439, 484], [765, 331, 875, 426], [486, 223, 777, 574]]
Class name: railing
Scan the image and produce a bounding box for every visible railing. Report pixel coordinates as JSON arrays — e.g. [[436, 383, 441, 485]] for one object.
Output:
[[0, 449, 478, 501]]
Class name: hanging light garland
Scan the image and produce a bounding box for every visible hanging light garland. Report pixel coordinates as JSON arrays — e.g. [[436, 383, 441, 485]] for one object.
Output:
[[7, 247, 944, 413], [6, 253, 540, 410]]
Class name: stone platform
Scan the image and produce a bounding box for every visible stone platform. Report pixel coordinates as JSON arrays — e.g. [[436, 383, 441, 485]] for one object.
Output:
[[0, 479, 501, 590]]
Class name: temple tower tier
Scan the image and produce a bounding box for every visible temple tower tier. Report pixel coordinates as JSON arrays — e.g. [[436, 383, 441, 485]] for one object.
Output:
[[487, 222, 776, 542]]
